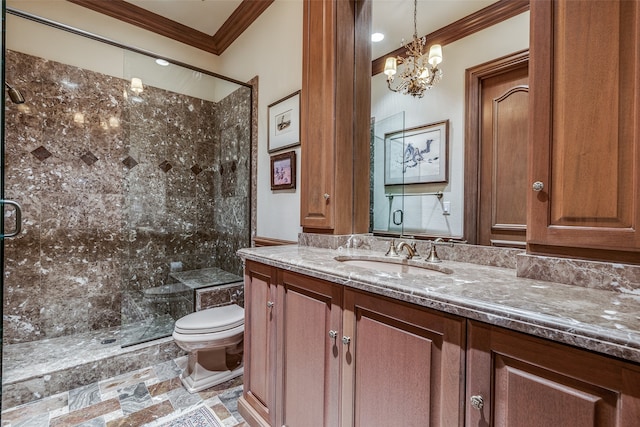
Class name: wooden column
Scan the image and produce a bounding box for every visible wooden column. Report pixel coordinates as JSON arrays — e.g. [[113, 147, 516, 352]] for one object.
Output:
[[300, 0, 371, 234]]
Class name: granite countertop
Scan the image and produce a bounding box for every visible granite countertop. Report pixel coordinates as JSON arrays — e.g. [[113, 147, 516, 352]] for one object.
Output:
[[238, 245, 640, 364]]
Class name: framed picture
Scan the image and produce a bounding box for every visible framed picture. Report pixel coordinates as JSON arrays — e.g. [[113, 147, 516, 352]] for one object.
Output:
[[271, 151, 296, 190], [268, 90, 301, 153], [384, 120, 449, 185]]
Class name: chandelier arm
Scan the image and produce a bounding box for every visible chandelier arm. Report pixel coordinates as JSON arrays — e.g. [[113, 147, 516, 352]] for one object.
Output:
[[413, 0, 418, 39]]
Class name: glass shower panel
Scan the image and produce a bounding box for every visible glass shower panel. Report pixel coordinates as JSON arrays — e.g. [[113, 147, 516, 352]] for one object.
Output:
[[372, 112, 405, 235], [120, 51, 251, 346], [2, 9, 252, 356]]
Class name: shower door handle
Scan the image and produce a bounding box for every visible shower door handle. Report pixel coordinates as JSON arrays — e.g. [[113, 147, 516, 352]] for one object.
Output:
[[0, 200, 22, 238]]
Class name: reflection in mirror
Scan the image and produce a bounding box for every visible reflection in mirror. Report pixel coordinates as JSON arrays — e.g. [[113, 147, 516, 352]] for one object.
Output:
[[372, 112, 405, 235], [371, 6, 530, 242]]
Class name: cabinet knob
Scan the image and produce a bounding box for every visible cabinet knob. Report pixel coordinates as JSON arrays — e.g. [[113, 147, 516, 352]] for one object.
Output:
[[470, 395, 484, 410], [532, 181, 544, 192], [329, 330, 338, 340], [267, 301, 275, 309], [323, 193, 330, 200], [342, 336, 351, 345]]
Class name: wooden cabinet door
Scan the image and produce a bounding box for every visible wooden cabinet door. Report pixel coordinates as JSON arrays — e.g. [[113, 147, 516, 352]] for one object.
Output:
[[342, 289, 465, 427], [279, 271, 342, 427], [239, 261, 278, 426], [466, 321, 640, 427], [528, 0, 640, 262], [300, 0, 370, 234]]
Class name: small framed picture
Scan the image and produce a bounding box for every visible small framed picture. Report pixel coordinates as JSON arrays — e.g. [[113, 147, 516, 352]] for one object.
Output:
[[268, 90, 300, 153], [384, 120, 449, 185], [271, 150, 296, 190]]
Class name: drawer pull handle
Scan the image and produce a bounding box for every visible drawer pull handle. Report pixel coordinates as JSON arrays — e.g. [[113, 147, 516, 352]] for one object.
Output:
[[470, 395, 484, 410]]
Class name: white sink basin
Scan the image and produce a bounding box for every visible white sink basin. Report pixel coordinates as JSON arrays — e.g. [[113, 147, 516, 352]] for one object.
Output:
[[335, 256, 453, 275]]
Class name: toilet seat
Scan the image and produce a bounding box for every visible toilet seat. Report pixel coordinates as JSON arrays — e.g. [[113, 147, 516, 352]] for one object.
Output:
[[174, 304, 244, 334], [172, 323, 244, 346]]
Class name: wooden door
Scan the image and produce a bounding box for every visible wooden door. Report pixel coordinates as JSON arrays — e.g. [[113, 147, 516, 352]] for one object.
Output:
[[279, 271, 342, 427], [479, 66, 529, 247], [342, 289, 465, 427], [529, 0, 640, 262], [239, 261, 278, 427], [464, 50, 529, 247], [466, 321, 640, 427]]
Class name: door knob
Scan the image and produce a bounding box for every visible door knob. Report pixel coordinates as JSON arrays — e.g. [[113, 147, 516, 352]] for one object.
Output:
[[532, 181, 544, 192], [470, 395, 484, 410]]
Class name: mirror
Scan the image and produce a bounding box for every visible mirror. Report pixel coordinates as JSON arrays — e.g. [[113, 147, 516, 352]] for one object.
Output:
[[370, 1, 530, 242]]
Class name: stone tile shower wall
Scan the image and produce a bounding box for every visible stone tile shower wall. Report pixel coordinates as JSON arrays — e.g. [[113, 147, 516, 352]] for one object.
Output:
[[3, 50, 251, 345]]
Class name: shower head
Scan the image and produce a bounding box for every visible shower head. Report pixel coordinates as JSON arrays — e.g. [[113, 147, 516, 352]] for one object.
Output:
[[5, 82, 25, 104]]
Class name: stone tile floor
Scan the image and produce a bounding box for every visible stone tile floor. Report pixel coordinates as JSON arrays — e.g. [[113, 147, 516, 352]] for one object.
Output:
[[1, 356, 246, 427]]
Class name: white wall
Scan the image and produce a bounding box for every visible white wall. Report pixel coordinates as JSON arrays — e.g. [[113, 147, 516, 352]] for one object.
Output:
[[371, 12, 529, 238], [6, 0, 304, 242], [216, 0, 303, 242]]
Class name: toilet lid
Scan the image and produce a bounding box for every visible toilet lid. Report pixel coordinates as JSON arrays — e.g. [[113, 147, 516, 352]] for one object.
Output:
[[174, 304, 244, 334]]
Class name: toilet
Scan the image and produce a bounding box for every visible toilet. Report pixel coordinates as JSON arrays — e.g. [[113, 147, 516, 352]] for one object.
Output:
[[172, 304, 245, 393]]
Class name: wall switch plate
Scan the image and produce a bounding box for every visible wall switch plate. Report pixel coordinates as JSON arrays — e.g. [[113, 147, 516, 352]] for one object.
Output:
[[443, 201, 451, 215]]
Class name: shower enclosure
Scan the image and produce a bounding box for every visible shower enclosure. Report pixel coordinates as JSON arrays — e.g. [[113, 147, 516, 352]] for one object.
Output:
[[2, 8, 253, 406]]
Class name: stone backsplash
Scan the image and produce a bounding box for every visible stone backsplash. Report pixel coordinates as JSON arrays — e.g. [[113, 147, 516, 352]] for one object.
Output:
[[299, 233, 640, 292]]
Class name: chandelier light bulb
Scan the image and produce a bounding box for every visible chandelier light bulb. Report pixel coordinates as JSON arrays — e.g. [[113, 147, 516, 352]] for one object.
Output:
[[428, 44, 443, 67], [384, 57, 398, 77]]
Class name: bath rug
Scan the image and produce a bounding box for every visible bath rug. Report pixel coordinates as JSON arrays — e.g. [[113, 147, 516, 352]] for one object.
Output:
[[153, 405, 223, 427]]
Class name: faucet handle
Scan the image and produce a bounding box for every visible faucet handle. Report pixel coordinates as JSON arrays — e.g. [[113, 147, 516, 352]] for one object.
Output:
[[385, 239, 399, 257], [426, 243, 442, 263]]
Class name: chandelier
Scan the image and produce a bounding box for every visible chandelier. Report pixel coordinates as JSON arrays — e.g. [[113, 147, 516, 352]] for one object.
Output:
[[383, 0, 443, 98]]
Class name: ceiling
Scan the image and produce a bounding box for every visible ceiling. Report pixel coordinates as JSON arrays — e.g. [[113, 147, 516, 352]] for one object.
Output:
[[68, 0, 510, 58]]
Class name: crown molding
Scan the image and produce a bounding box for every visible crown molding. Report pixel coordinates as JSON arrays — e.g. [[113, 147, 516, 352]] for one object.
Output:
[[67, 0, 274, 55]]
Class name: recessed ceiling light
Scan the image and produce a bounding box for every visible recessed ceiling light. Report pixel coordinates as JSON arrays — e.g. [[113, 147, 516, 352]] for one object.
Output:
[[371, 32, 385, 42], [155, 58, 170, 66]]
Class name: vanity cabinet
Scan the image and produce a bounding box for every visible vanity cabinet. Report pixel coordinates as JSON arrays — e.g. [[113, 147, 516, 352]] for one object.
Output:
[[240, 262, 343, 427], [241, 259, 640, 426], [278, 270, 342, 427], [466, 321, 640, 426], [342, 288, 465, 426], [239, 261, 466, 427], [528, 0, 640, 262], [241, 261, 278, 426]]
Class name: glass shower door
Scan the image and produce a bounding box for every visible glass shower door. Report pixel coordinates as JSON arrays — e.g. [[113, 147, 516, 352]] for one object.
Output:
[[372, 111, 405, 235], [119, 50, 252, 346]]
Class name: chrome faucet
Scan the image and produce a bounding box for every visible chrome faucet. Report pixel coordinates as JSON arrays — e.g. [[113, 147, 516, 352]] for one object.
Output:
[[396, 241, 416, 259], [386, 239, 416, 259]]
